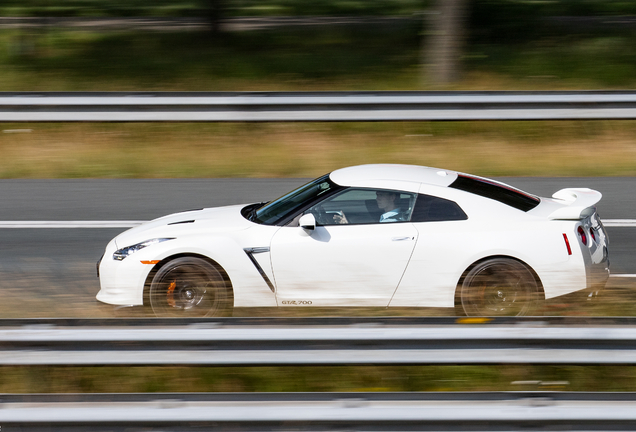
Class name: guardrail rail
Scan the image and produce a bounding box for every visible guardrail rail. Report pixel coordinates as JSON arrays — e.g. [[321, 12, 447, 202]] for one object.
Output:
[[3, 91, 636, 121], [2, 391, 636, 431], [3, 317, 636, 429], [3, 317, 636, 365]]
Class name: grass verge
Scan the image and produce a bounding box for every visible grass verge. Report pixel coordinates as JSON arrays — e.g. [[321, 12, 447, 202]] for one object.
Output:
[[1, 364, 636, 393], [1, 120, 636, 178]]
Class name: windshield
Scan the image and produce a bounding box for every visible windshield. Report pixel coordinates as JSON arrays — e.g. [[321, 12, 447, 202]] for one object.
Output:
[[250, 174, 340, 225]]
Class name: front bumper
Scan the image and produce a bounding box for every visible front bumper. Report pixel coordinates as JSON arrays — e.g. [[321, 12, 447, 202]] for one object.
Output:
[[96, 247, 150, 306]]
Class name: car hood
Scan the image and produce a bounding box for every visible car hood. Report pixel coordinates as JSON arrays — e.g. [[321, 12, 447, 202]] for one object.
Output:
[[113, 204, 254, 248]]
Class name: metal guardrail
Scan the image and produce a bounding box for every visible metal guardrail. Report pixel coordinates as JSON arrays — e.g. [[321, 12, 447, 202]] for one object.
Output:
[[3, 319, 636, 429], [3, 317, 636, 366], [1, 391, 636, 430], [3, 91, 636, 121]]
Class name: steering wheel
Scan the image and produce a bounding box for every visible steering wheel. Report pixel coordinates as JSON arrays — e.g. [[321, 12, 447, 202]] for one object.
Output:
[[309, 205, 328, 225]]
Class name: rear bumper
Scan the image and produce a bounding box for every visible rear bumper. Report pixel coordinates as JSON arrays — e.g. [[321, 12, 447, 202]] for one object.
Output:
[[583, 213, 610, 292], [584, 275, 608, 300], [586, 256, 610, 297]]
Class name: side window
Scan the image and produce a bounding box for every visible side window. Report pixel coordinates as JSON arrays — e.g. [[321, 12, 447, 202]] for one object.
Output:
[[307, 188, 416, 225], [411, 194, 467, 222]]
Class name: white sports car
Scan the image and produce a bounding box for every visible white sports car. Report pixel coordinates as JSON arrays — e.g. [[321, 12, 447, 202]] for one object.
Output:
[[97, 164, 610, 317]]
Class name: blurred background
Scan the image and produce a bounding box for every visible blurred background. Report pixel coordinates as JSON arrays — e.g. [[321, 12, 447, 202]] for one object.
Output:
[[1, 0, 636, 394], [1, 0, 635, 178], [1, 0, 636, 178]]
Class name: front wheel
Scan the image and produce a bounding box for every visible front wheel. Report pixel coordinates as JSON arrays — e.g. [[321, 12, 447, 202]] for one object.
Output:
[[458, 258, 541, 317], [148, 257, 232, 317]]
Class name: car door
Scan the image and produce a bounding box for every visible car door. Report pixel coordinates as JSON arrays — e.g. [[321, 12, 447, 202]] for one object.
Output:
[[269, 188, 418, 306], [388, 192, 470, 308]]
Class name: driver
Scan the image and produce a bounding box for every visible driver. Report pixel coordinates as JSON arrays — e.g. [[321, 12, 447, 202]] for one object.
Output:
[[376, 191, 404, 222], [333, 191, 403, 224]]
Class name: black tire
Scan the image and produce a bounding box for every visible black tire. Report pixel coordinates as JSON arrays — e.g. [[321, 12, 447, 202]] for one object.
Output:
[[459, 258, 541, 317], [148, 257, 232, 318]]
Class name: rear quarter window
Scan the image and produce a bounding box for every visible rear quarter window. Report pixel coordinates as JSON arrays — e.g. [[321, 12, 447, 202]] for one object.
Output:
[[449, 175, 540, 212], [411, 194, 467, 222]]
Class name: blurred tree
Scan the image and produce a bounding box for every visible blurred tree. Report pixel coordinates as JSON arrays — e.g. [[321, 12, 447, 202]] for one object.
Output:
[[204, 0, 225, 34], [423, 0, 469, 86]]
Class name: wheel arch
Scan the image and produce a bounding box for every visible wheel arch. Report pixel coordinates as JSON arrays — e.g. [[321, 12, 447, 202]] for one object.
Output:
[[143, 253, 234, 307], [454, 255, 545, 311]]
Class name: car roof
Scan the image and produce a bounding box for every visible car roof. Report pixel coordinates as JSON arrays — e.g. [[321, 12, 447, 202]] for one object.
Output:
[[329, 164, 460, 188]]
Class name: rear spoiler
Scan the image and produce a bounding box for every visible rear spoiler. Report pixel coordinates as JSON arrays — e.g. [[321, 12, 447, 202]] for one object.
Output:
[[548, 188, 602, 220]]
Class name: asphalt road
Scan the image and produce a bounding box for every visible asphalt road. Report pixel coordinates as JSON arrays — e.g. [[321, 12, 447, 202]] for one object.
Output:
[[0, 178, 632, 318]]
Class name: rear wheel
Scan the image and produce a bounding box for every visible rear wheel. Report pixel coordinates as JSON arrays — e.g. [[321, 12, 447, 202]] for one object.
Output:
[[149, 257, 232, 317], [459, 258, 541, 317]]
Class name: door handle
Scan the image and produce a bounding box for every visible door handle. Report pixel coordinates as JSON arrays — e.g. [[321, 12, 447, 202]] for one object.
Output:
[[392, 236, 414, 241]]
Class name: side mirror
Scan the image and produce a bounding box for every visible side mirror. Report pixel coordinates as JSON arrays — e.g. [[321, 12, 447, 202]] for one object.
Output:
[[298, 213, 316, 231]]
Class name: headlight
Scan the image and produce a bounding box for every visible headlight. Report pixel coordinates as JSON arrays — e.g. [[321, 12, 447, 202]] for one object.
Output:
[[113, 238, 174, 261]]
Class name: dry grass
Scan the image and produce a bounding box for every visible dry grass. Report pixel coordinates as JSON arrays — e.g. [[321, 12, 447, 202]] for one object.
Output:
[[1, 120, 636, 178], [0, 273, 632, 319], [0, 269, 111, 318]]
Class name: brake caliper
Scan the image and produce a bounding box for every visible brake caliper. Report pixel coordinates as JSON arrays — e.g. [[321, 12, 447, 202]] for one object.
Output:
[[167, 280, 177, 307]]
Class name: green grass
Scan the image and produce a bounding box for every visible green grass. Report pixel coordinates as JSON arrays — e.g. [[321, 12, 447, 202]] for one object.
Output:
[[0, 24, 423, 91], [4, 20, 636, 92], [465, 38, 636, 88], [2, 365, 636, 393]]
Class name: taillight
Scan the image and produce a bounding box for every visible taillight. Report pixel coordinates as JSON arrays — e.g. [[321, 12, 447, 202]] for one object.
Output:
[[589, 227, 596, 242], [577, 226, 588, 246], [563, 233, 572, 255]]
